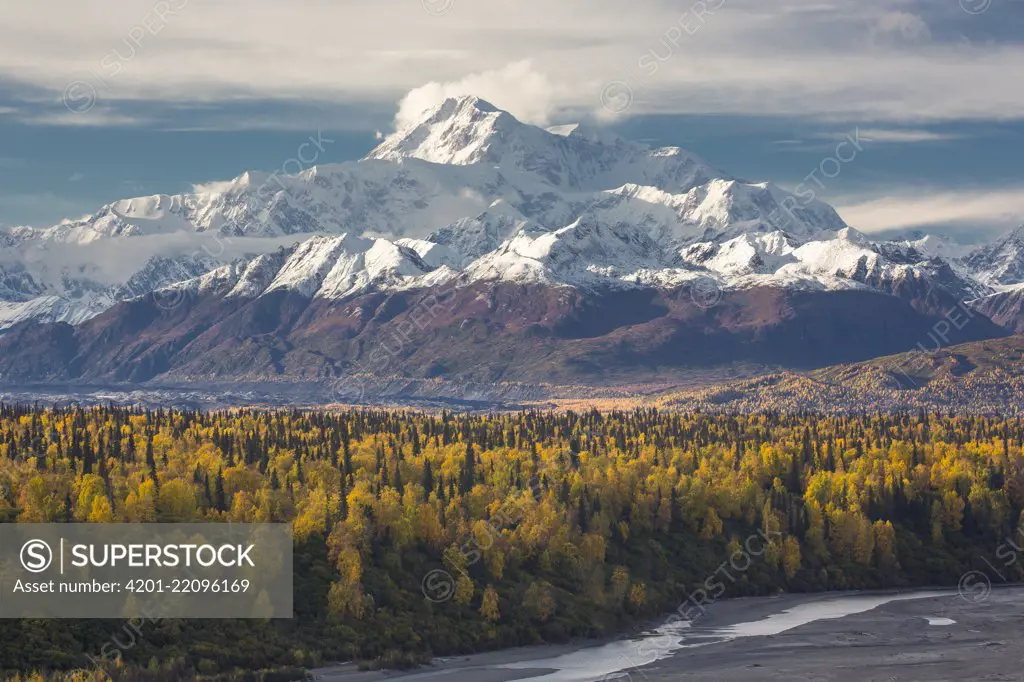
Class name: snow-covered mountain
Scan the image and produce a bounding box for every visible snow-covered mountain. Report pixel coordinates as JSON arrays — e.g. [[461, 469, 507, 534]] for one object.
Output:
[[964, 225, 1024, 287], [160, 234, 455, 303], [0, 96, 1020, 335]]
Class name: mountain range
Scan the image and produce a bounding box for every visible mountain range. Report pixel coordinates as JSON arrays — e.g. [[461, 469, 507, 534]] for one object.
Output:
[[1, 95, 1022, 401]]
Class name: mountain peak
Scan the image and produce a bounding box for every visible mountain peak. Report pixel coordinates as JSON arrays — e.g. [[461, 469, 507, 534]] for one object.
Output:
[[999, 223, 1024, 244], [364, 95, 723, 193], [964, 223, 1024, 286], [406, 95, 505, 131], [365, 95, 517, 166], [976, 223, 1024, 255], [550, 120, 628, 147], [435, 94, 500, 116]]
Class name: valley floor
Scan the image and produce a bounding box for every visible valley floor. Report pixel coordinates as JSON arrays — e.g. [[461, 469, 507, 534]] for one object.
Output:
[[637, 588, 1023, 682], [6, 332, 1024, 414], [313, 587, 1024, 682]]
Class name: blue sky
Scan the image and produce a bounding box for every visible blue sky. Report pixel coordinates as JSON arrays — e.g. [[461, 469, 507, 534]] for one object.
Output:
[[1, 0, 1022, 241]]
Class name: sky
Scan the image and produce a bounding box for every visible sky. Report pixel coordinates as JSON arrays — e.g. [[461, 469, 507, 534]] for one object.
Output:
[[1, 0, 1022, 242]]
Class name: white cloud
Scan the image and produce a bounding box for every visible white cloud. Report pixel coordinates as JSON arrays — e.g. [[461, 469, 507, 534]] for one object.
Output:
[[394, 61, 557, 129], [17, 109, 148, 127], [3, 231, 314, 287], [836, 187, 1024, 233], [835, 128, 961, 143], [0, 0, 1019, 128], [191, 180, 237, 195], [871, 11, 931, 43]]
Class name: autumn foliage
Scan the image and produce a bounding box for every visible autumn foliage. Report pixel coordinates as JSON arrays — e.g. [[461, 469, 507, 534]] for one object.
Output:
[[1, 404, 1021, 679]]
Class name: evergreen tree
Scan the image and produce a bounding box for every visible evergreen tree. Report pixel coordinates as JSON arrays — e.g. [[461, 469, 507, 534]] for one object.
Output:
[[215, 467, 227, 512]]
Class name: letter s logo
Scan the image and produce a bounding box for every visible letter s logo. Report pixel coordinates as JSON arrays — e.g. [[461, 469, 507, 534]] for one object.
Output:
[[21, 539, 53, 573]]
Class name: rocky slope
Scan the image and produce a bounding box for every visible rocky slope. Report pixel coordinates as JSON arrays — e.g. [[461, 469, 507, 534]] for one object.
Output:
[[660, 333, 1024, 414]]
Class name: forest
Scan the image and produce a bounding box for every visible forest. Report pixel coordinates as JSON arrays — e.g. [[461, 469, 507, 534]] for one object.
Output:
[[1, 403, 1022, 680]]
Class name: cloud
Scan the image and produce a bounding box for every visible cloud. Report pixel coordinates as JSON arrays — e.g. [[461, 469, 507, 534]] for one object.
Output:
[[191, 180, 241, 195], [871, 11, 931, 44], [0, 0, 1021, 128], [3, 231, 315, 287], [836, 187, 1024, 233], [17, 109, 149, 127], [826, 128, 962, 143], [394, 61, 557, 129]]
